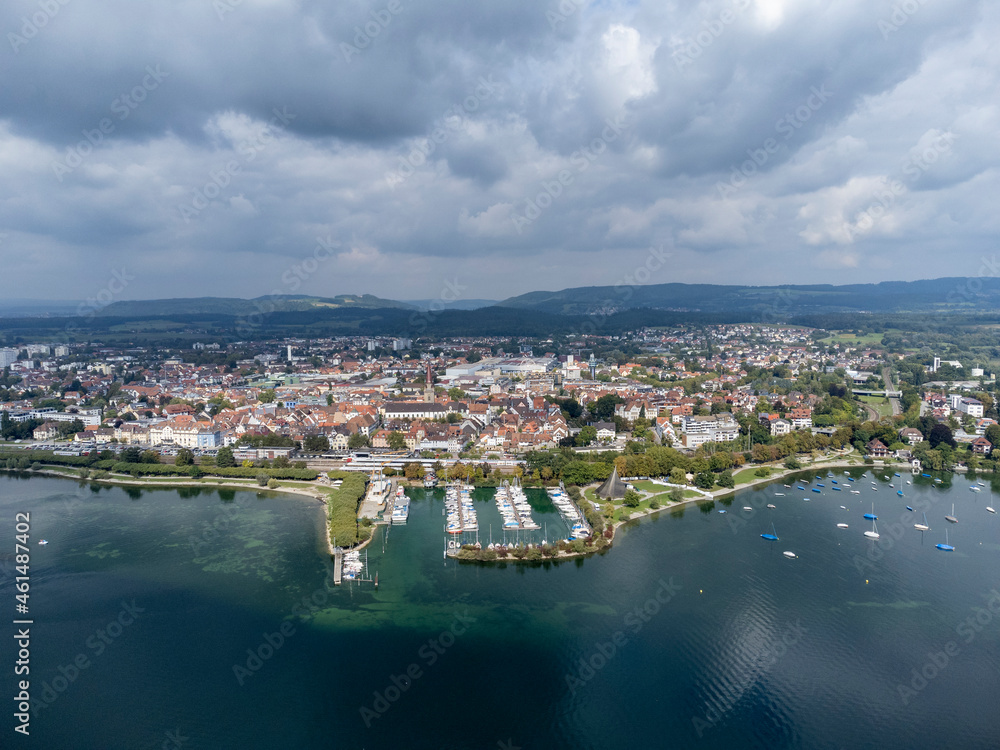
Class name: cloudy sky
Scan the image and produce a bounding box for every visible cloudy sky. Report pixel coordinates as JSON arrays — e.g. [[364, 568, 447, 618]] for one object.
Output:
[[0, 0, 996, 304]]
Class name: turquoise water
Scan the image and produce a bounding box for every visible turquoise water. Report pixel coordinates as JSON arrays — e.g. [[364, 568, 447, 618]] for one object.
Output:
[[2, 470, 1000, 749]]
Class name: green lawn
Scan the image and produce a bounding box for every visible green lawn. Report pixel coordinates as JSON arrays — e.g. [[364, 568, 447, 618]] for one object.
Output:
[[630, 480, 666, 493], [733, 467, 774, 484], [818, 331, 887, 345], [857, 395, 894, 417]]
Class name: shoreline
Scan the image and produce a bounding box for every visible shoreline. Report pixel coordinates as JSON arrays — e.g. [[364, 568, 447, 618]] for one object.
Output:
[[5, 455, 965, 568]]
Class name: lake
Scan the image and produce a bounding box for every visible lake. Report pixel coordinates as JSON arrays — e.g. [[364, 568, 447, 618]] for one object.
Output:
[[2, 469, 999, 749]]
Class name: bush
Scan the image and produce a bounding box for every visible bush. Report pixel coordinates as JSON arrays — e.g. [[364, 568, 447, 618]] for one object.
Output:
[[326, 471, 368, 547], [669, 487, 684, 503], [526, 547, 542, 561], [256, 473, 270, 487], [754, 467, 772, 478], [267, 478, 279, 489], [649, 500, 660, 510], [784, 457, 801, 470]]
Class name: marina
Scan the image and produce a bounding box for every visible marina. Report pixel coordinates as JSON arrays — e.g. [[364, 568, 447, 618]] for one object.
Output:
[[546, 483, 591, 540]]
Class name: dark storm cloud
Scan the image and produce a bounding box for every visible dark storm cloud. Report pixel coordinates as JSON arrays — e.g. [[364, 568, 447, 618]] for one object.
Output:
[[0, 0, 996, 301]]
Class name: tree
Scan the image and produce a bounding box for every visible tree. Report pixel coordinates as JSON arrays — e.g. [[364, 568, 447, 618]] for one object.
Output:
[[590, 394, 624, 422], [273, 455, 290, 468], [216, 446, 236, 467], [669, 467, 687, 484], [121, 447, 142, 464], [140, 450, 160, 464], [669, 487, 684, 503], [303, 435, 330, 453], [447, 387, 466, 401], [694, 471, 715, 490], [929, 423, 955, 449], [348, 432, 370, 449], [622, 489, 642, 507], [717, 470, 735, 488], [576, 425, 597, 447], [387, 431, 408, 451], [175, 449, 195, 466], [258, 389, 276, 404], [403, 462, 426, 480], [985, 424, 1000, 448]]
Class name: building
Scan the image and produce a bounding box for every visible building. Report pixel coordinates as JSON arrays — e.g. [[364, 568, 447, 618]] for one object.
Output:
[[769, 418, 792, 436], [594, 421, 617, 441], [899, 427, 924, 445], [865, 439, 892, 459], [33, 422, 59, 441], [971, 437, 992, 455], [0, 348, 19, 368], [788, 408, 813, 430], [681, 413, 740, 447], [381, 401, 447, 421], [954, 397, 984, 418]]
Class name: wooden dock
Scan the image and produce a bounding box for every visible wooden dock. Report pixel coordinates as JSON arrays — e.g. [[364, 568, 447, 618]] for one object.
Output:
[[333, 549, 342, 585]]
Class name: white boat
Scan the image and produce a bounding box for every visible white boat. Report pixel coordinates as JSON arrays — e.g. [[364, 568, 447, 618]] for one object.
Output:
[[743, 506, 753, 511], [914, 512, 930, 532], [864, 519, 880, 540], [775, 493, 785, 496], [783, 551, 797, 559], [945, 503, 957, 524], [987, 507, 996, 514], [837, 523, 849, 529], [850, 490, 860, 494], [766, 503, 776, 509], [38, 539, 48, 545]]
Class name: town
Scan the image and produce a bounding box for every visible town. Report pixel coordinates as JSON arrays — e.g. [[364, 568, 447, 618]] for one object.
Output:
[[3, 325, 998, 508]]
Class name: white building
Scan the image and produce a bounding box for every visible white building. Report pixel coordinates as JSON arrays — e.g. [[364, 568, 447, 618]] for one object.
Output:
[[0, 348, 19, 368]]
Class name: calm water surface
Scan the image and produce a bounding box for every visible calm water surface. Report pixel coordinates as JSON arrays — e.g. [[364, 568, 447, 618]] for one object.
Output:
[[2, 470, 999, 749]]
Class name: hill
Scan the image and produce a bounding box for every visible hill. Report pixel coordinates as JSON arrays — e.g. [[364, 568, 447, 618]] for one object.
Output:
[[497, 278, 1000, 315]]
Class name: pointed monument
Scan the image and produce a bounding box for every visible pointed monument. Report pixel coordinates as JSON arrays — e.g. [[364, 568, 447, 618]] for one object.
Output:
[[596, 465, 627, 500]]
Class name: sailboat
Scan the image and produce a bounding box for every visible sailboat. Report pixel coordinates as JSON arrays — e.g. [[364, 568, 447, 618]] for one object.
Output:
[[864, 504, 878, 521], [945, 503, 957, 524], [761, 522, 779, 541], [935, 529, 954, 552], [864, 518, 880, 540], [987, 506, 996, 514], [914, 512, 930, 532]]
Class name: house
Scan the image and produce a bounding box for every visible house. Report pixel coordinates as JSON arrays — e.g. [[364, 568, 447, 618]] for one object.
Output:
[[594, 421, 617, 441], [788, 407, 812, 430], [865, 439, 892, 459], [769, 418, 792, 436], [899, 427, 924, 445], [956, 397, 984, 418], [971, 436, 992, 455], [681, 413, 740, 447], [33, 422, 59, 441]]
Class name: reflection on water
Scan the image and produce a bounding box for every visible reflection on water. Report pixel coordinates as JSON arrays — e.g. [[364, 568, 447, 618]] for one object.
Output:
[[2, 472, 999, 750]]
